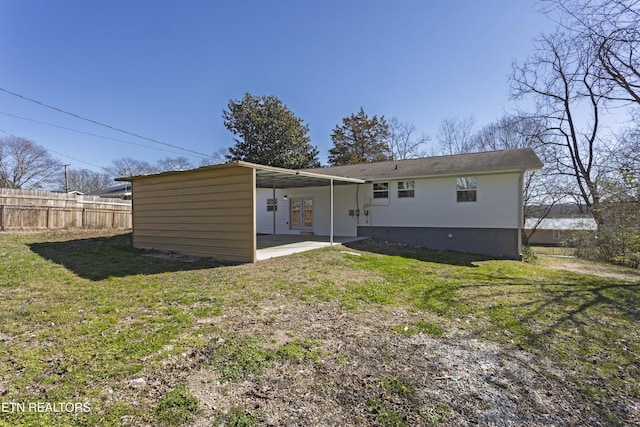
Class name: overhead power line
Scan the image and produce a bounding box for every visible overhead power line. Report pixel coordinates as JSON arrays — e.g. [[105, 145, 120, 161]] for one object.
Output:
[[49, 149, 109, 171], [0, 87, 211, 158], [0, 127, 107, 170], [0, 111, 202, 158]]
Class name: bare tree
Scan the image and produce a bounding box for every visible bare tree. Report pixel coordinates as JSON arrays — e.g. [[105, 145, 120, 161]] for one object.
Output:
[[436, 116, 476, 155], [614, 118, 640, 179], [200, 148, 230, 166], [511, 31, 612, 228], [472, 115, 546, 151], [62, 168, 114, 194], [472, 115, 567, 244], [106, 158, 156, 179], [542, 0, 640, 105], [386, 117, 430, 160], [156, 156, 193, 172], [0, 136, 61, 189], [107, 156, 197, 180]]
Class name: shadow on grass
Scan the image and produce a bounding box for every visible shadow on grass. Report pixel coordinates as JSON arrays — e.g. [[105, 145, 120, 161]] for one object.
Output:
[[344, 238, 494, 267], [402, 258, 639, 424], [524, 280, 640, 333], [29, 233, 232, 281], [466, 276, 639, 421]]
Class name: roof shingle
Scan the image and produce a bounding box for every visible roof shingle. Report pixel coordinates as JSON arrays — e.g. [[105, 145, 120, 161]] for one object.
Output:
[[303, 148, 543, 180]]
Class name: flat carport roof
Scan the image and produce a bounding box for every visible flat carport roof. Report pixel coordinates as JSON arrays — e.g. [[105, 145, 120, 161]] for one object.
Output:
[[249, 162, 366, 249], [248, 162, 366, 188]]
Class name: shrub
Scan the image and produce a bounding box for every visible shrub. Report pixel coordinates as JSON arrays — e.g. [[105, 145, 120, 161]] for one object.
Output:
[[569, 200, 640, 268]]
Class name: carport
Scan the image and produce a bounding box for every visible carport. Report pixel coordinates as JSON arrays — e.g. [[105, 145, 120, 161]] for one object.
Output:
[[253, 163, 365, 244], [118, 162, 364, 263]]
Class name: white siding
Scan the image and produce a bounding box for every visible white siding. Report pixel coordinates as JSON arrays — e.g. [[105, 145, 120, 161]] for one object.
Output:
[[256, 188, 287, 234], [358, 173, 522, 229], [255, 172, 523, 234], [256, 185, 359, 236]]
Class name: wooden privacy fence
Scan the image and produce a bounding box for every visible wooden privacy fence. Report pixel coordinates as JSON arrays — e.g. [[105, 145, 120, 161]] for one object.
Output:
[[0, 188, 132, 231]]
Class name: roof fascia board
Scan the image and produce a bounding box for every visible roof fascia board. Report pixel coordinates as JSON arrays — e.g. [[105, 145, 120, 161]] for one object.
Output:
[[294, 170, 365, 184], [362, 168, 538, 182], [117, 160, 365, 184], [243, 161, 365, 184], [115, 161, 246, 181]]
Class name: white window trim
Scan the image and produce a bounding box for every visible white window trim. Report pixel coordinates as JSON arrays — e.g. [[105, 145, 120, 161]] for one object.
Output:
[[373, 182, 389, 199], [397, 181, 415, 198], [456, 177, 477, 202]]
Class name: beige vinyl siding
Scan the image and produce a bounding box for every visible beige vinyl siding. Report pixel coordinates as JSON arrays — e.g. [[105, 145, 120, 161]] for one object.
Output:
[[131, 165, 256, 262]]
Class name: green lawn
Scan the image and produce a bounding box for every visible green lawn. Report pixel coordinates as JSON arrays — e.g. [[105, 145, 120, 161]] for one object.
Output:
[[0, 231, 638, 426]]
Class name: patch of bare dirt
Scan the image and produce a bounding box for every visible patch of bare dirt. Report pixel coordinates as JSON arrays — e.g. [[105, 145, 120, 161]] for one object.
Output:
[[540, 255, 640, 282], [183, 302, 600, 426]]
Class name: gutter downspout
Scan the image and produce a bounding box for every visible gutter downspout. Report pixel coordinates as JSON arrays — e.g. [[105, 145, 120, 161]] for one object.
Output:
[[517, 171, 524, 260]]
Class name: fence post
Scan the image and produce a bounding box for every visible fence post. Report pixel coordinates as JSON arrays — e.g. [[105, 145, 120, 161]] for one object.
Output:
[[0, 205, 4, 231]]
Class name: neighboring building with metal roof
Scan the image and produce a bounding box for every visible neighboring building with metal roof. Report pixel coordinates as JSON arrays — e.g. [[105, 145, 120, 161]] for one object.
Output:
[[119, 148, 542, 262], [89, 183, 132, 200], [525, 217, 597, 246]]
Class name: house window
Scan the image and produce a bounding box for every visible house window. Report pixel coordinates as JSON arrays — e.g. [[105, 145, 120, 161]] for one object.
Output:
[[373, 182, 389, 199], [267, 198, 277, 212], [397, 181, 415, 198], [553, 230, 561, 240], [456, 177, 477, 202]]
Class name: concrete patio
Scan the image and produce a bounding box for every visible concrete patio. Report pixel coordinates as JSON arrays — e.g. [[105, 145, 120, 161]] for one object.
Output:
[[256, 234, 368, 261]]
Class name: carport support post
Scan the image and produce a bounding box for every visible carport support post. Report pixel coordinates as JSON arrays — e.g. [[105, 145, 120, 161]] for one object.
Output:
[[330, 178, 334, 245], [272, 184, 276, 242]]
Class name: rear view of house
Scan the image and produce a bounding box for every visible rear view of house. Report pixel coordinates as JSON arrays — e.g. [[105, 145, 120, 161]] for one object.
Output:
[[259, 148, 543, 259], [119, 148, 542, 262]]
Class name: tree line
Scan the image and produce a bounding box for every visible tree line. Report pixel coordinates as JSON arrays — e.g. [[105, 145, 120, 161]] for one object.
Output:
[[0, 135, 197, 194], [0, 97, 440, 192], [220, 93, 432, 168]]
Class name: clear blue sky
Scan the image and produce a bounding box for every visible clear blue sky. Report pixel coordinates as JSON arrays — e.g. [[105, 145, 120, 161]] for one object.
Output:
[[0, 0, 555, 172]]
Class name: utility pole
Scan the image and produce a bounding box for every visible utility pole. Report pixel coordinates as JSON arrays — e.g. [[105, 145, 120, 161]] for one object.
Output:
[[64, 164, 70, 193]]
